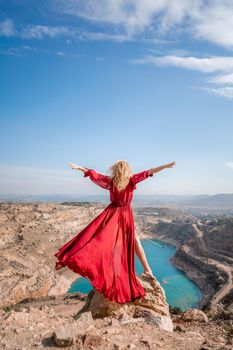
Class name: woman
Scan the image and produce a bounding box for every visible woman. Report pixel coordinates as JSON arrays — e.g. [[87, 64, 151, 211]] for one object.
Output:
[[54, 160, 176, 304]]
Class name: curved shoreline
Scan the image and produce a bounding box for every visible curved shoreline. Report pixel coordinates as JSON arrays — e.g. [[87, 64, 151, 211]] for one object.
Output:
[[140, 224, 232, 310], [141, 235, 203, 308], [0, 202, 232, 314]]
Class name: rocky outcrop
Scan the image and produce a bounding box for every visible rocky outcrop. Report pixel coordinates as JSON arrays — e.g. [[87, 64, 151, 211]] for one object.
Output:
[[80, 273, 173, 332], [1, 288, 232, 349], [0, 202, 104, 308], [0, 203, 233, 349], [135, 207, 233, 311], [0, 275, 175, 349]]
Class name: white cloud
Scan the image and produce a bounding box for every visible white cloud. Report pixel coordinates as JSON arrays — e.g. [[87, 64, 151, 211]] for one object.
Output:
[[21, 45, 80, 58], [0, 18, 130, 42], [199, 87, 233, 100], [0, 18, 16, 37], [53, 0, 168, 34], [225, 162, 233, 169], [0, 44, 80, 58], [0, 46, 21, 56], [130, 55, 233, 73], [21, 24, 74, 39], [53, 0, 200, 36], [209, 73, 233, 85], [130, 53, 233, 99], [52, 0, 233, 49], [191, 3, 233, 49], [80, 31, 130, 42], [2, 2, 233, 49], [0, 19, 74, 40]]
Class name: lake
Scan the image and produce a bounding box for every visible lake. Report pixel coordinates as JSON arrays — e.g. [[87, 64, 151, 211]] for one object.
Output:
[[68, 238, 202, 311]]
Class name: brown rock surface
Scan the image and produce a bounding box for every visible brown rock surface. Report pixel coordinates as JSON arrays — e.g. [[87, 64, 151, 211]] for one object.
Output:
[[0, 202, 232, 349], [1, 291, 232, 349], [135, 206, 233, 311], [0, 202, 104, 308], [80, 273, 173, 332], [181, 308, 209, 323]]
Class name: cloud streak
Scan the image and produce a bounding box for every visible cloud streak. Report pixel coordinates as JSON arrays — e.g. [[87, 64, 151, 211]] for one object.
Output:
[[130, 55, 233, 73], [0, 18, 16, 37], [0, 44, 80, 58], [21, 24, 73, 40], [0, 18, 130, 42], [52, 0, 233, 49], [198, 87, 233, 100], [130, 53, 233, 100], [2, 1, 233, 49]]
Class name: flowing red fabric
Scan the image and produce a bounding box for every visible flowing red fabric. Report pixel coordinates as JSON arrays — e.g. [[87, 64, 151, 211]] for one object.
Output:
[[54, 168, 154, 304]]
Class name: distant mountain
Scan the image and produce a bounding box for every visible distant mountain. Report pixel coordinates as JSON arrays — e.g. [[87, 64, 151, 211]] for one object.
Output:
[[182, 193, 233, 208], [0, 193, 110, 203], [1, 193, 233, 208]]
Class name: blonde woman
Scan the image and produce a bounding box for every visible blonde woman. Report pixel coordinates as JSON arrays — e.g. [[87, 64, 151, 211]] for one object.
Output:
[[54, 160, 176, 304]]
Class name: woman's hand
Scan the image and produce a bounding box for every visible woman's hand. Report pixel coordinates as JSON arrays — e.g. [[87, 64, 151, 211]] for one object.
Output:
[[149, 161, 176, 175], [165, 161, 176, 168], [68, 162, 82, 170], [68, 163, 89, 172]]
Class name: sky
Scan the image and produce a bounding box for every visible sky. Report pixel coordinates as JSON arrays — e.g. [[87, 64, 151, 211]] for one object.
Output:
[[0, 0, 233, 196]]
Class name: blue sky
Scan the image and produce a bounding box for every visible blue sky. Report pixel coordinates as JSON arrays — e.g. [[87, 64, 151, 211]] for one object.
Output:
[[0, 0, 233, 196]]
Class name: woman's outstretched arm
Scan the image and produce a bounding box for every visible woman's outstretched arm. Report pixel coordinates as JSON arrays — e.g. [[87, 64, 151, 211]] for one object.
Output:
[[147, 161, 176, 176], [68, 162, 89, 173], [68, 162, 111, 190]]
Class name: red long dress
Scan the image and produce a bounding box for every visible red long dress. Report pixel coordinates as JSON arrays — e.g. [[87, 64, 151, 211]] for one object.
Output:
[[54, 168, 154, 304]]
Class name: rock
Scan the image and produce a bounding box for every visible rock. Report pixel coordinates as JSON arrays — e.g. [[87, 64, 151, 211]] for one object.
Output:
[[82, 328, 112, 349], [118, 315, 144, 326], [53, 326, 75, 347], [185, 331, 205, 342], [181, 308, 208, 323], [74, 311, 95, 335], [134, 275, 171, 317], [84, 274, 170, 318], [1, 203, 233, 350], [133, 307, 173, 332], [75, 310, 93, 323], [82, 274, 173, 332], [147, 313, 173, 333]]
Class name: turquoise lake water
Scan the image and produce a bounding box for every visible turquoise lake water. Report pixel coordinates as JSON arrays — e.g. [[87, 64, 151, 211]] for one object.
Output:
[[68, 238, 202, 311]]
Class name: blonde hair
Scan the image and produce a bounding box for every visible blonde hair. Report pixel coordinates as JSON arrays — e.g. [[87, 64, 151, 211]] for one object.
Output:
[[108, 160, 133, 192]]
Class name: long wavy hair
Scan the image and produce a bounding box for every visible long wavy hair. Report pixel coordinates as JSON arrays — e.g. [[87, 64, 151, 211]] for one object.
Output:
[[108, 160, 133, 192]]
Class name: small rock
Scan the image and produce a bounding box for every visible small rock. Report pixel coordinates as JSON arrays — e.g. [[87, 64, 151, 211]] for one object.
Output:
[[181, 308, 208, 323], [75, 310, 93, 323], [83, 328, 111, 348], [185, 331, 205, 342], [52, 327, 75, 347], [119, 317, 144, 326], [74, 310, 94, 336], [133, 307, 173, 332]]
